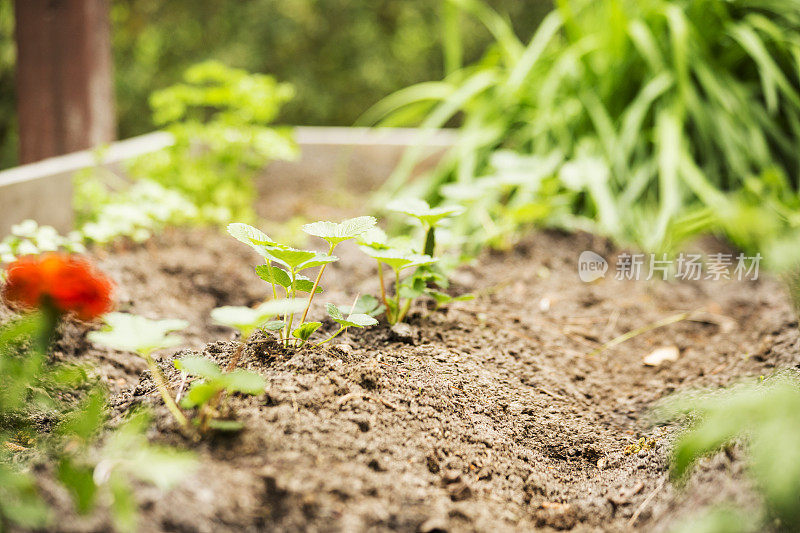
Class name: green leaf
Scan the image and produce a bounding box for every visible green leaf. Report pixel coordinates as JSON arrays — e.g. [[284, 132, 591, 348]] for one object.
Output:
[[222, 370, 266, 395], [174, 357, 222, 380], [181, 382, 220, 408], [255, 264, 288, 287], [297, 254, 339, 271], [210, 299, 307, 334], [257, 266, 322, 293], [327, 303, 378, 328], [302, 216, 377, 245], [88, 313, 188, 356], [387, 198, 464, 227], [210, 306, 264, 335], [326, 303, 344, 321], [263, 320, 285, 331], [262, 246, 317, 270], [57, 457, 97, 514], [292, 322, 322, 341], [356, 227, 389, 248], [340, 294, 385, 317], [334, 314, 379, 328], [294, 277, 322, 294], [227, 223, 274, 247], [359, 247, 437, 272]]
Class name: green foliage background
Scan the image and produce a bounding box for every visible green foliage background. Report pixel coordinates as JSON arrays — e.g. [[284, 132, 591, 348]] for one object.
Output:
[[0, 0, 551, 169]]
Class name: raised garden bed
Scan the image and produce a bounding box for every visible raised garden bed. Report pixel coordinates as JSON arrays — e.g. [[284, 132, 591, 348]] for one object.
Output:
[[9, 182, 795, 531]]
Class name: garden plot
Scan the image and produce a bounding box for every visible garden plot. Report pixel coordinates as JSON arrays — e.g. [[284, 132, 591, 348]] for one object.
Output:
[[22, 226, 796, 532]]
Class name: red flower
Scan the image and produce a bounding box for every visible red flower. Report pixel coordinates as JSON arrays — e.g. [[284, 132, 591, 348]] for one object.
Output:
[[2, 254, 114, 320]]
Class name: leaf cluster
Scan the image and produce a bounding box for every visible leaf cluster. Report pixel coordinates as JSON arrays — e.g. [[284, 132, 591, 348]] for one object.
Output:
[[358, 200, 469, 324], [56, 404, 196, 533], [0, 219, 85, 267], [130, 61, 297, 224], [0, 313, 194, 532], [225, 217, 378, 347]]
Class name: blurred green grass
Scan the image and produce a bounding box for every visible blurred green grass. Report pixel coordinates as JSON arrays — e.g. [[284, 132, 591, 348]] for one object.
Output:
[[0, 0, 551, 169]]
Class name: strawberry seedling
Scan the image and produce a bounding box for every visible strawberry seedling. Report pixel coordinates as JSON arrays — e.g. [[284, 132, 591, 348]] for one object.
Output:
[[358, 198, 470, 323], [298, 216, 376, 323], [88, 313, 190, 431], [358, 245, 437, 324], [227, 218, 378, 346], [174, 356, 266, 432], [387, 198, 463, 256]]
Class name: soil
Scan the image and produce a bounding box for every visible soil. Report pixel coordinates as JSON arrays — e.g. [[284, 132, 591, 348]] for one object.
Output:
[[11, 221, 797, 533]]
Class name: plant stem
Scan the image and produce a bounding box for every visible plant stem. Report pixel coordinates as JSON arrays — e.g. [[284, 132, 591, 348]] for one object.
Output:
[[284, 269, 297, 347], [377, 262, 391, 321], [314, 327, 346, 347], [225, 333, 249, 372], [265, 262, 278, 300], [394, 269, 402, 324], [423, 225, 436, 256], [397, 298, 413, 323], [143, 351, 189, 430], [298, 242, 335, 327]]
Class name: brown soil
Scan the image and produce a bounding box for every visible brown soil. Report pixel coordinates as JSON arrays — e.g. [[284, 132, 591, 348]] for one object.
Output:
[[17, 224, 798, 533]]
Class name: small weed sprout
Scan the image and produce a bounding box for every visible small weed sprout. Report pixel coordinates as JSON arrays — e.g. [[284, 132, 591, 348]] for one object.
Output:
[[174, 357, 266, 432], [227, 218, 377, 346], [88, 313, 190, 431]]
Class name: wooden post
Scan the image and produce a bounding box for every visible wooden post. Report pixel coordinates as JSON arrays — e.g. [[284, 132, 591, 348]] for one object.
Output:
[[14, 0, 115, 164]]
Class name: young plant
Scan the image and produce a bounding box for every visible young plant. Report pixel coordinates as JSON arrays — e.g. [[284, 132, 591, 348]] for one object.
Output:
[[174, 356, 266, 432], [227, 218, 377, 346], [88, 313, 190, 431], [0, 257, 192, 532], [387, 198, 463, 256], [210, 298, 307, 368], [0, 313, 82, 530], [298, 215, 376, 324], [358, 242, 437, 324], [317, 301, 378, 347]]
